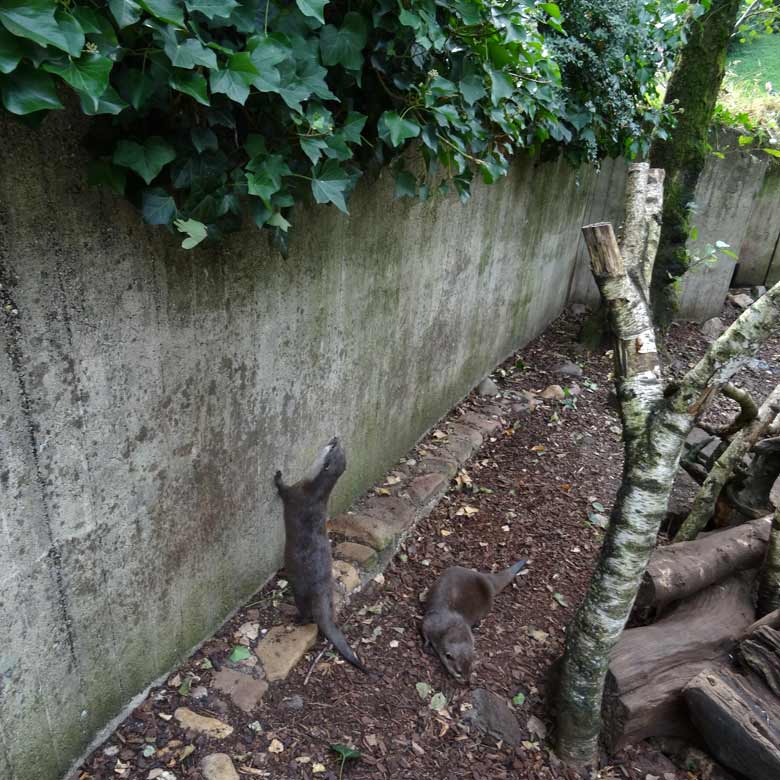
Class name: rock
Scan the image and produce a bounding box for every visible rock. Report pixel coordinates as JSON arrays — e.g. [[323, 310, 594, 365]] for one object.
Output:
[[334, 542, 376, 566], [439, 434, 478, 463], [751, 286, 767, 300], [446, 422, 483, 447], [461, 689, 523, 747], [570, 303, 588, 316], [332, 560, 360, 594], [685, 426, 721, 462], [540, 384, 565, 401], [701, 317, 725, 340], [460, 412, 502, 436], [628, 751, 680, 779], [407, 472, 449, 506], [330, 511, 401, 550], [211, 669, 268, 713], [190, 685, 208, 700], [174, 708, 233, 739], [553, 360, 583, 378], [414, 455, 459, 479], [255, 624, 318, 682], [201, 753, 239, 780], [729, 293, 754, 309], [477, 377, 499, 396], [282, 694, 304, 711]]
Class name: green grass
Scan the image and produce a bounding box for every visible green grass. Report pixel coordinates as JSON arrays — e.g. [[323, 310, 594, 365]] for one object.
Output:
[[728, 33, 780, 89]]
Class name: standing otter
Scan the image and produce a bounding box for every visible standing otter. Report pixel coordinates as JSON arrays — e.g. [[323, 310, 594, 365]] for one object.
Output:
[[422, 560, 527, 681], [274, 437, 367, 673]]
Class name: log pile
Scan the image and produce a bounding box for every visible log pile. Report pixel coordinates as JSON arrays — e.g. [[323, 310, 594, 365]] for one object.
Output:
[[602, 515, 780, 778]]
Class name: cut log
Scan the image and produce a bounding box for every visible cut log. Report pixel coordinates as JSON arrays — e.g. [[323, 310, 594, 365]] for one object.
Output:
[[739, 626, 780, 696], [684, 666, 780, 780], [603, 574, 755, 751], [636, 516, 772, 610]]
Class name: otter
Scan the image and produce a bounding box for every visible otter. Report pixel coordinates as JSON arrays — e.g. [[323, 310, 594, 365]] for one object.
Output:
[[274, 437, 367, 673], [422, 560, 527, 681]]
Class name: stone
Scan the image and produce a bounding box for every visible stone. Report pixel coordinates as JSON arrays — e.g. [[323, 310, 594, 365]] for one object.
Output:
[[407, 472, 449, 507], [701, 317, 725, 340], [729, 293, 754, 309], [750, 285, 767, 299], [255, 624, 318, 682], [553, 360, 583, 378], [477, 377, 499, 396], [211, 669, 268, 713], [446, 422, 483, 447], [334, 542, 376, 566], [174, 708, 233, 739], [201, 753, 239, 780], [282, 694, 304, 711], [460, 412, 501, 436], [686, 426, 721, 462], [190, 685, 208, 700], [481, 404, 506, 417], [439, 435, 477, 464], [570, 303, 588, 316], [540, 384, 565, 401], [415, 455, 458, 479], [329, 512, 399, 550], [332, 560, 360, 594], [461, 689, 523, 747]]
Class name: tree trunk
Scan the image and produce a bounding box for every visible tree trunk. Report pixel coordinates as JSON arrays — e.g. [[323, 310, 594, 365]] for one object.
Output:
[[554, 163, 780, 766], [683, 666, 780, 780], [757, 510, 780, 617], [636, 516, 771, 610], [604, 574, 754, 750], [674, 385, 780, 541], [649, 0, 742, 326]]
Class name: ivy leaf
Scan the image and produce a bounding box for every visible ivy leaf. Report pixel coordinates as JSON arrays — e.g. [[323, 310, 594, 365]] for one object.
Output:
[[311, 159, 350, 213], [164, 36, 218, 69], [319, 12, 368, 71], [0, 65, 63, 114], [113, 137, 177, 184], [79, 84, 128, 115], [394, 169, 416, 199], [170, 70, 210, 104], [378, 111, 420, 147], [56, 10, 86, 56], [108, 0, 143, 27], [184, 0, 239, 20], [246, 154, 291, 205], [299, 137, 327, 164], [340, 111, 366, 144], [763, 148, 780, 158], [142, 187, 177, 224], [43, 53, 113, 99], [489, 69, 514, 105], [0, 0, 78, 55], [247, 34, 288, 92], [295, 0, 328, 25], [267, 211, 291, 232], [138, 0, 185, 27], [209, 52, 257, 104], [174, 217, 208, 249], [191, 126, 218, 153], [228, 645, 252, 662], [460, 73, 486, 106], [0, 25, 29, 74]]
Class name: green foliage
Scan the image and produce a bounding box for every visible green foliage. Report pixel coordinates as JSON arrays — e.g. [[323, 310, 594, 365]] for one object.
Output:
[[0, 0, 695, 247]]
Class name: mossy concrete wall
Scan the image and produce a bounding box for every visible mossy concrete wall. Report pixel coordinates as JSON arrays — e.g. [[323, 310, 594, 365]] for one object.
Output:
[[0, 112, 602, 780], [569, 148, 779, 319]]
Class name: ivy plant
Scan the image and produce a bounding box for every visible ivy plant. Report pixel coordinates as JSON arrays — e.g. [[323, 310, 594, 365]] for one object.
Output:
[[0, 0, 695, 249]]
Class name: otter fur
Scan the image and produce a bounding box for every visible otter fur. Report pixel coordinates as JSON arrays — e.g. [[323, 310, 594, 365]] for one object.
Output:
[[274, 437, 367, 673], [422, 560, 527, 681]]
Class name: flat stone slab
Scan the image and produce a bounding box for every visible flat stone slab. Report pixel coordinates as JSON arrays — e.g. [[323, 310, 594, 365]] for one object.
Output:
[[460, 412, 501, 436], [211, 669, 267, 713], [407, 473, 449, 507], [332, 560, 360, 594], [174, 708, 233, 739], [439, 434, 477, 463], [446, 422, 482, 447], [255, 624, 318, 682], [334, 542, 376, 566], [415, 455, 458, 479], [461, 689, 523, 747], [330, 512, 398, 549], [201, 753, 240, 780]]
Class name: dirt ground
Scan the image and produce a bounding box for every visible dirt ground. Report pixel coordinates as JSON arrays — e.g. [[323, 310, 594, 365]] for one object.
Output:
[[78, 299, 780, 780]]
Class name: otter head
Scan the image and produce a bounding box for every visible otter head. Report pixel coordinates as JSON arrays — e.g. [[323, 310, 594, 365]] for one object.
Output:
[[431, 620, 474, 683], [303, 436, 346, 500]]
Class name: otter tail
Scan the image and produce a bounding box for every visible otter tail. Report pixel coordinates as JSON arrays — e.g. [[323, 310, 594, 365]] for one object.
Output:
[[487, 559, 527, 595], [318, 616, 369, 673]]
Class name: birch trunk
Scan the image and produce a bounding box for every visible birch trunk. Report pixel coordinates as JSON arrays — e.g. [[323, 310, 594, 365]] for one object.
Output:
[[675, 384, 780, 542], [554, 163, 780, 766]]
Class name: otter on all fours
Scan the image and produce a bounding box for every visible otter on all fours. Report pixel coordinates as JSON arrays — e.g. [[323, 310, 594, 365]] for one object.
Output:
[[422, 560, 527, 682], [274, 436, 368, 673]]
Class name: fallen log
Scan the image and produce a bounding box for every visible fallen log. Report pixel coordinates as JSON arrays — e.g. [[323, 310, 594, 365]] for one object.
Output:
[[603, 574, 755, 751], [739, 626, 780, 696], [684, 666, 780, 780], [636, 516, 771, 610]]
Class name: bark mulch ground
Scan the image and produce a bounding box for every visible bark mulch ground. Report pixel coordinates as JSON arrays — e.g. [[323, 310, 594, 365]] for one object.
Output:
[[77, 298, 780, 780]]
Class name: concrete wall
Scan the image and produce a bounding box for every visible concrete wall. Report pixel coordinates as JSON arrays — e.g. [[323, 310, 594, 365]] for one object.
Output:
[[569, 147, 779, 319], [0, 112, 598, 780]]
